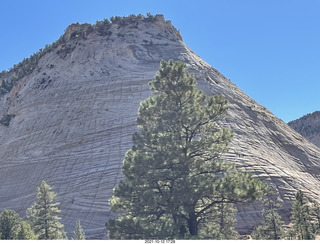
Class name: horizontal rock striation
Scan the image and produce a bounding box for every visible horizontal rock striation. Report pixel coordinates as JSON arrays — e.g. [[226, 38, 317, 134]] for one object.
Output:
[[0, 15, 320, 239]]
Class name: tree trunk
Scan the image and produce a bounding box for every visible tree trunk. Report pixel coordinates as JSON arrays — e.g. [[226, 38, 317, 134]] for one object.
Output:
[[179, 224, 186, 238], [187, 212, 198, 236]]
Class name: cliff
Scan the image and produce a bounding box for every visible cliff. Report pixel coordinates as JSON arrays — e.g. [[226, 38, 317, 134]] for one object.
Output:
[[1, 14, 320, 239]]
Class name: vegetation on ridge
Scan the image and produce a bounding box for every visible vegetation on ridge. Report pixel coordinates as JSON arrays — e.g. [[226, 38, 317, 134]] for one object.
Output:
[[288, 111, 320, 137], [0, 13, 179, 96]]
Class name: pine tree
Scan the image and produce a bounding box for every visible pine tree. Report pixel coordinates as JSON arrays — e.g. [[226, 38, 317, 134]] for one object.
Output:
[[311, 201, 320, 234], [207, 202, 239, 239], [0, 209, 20, 239], [107, 60, 267, 239], [16, 221, 37, 240], [251, 195, 285, 239], [27, 180, 66, 240], [289, 190, 314, 240], [73, 219, 86, 240]]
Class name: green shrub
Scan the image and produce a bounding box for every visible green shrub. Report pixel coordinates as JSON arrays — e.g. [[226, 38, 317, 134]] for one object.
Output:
[[0, 114, 16, 126]]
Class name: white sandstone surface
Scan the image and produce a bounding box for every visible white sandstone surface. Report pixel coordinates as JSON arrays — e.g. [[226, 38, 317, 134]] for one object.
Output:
[[0, 15, 320, 239]]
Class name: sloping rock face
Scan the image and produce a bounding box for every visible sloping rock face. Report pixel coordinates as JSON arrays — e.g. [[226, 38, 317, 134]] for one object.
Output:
[[288, 111, 320, 148], [1, 15, 320, 239]]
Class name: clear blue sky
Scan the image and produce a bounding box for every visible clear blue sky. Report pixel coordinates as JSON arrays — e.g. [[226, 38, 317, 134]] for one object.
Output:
[[1, 0, 319, 123]]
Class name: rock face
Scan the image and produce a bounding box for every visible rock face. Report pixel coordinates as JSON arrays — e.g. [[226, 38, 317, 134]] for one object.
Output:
[[288, 111, 320, 148], [1, 15, 320, 239]]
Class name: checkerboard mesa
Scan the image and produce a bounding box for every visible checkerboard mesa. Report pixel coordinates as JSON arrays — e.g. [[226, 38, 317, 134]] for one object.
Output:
[[0, 14, 320, 239]]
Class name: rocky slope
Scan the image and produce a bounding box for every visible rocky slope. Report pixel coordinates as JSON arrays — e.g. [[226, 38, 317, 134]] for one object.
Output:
[[288, 111, 320, 148], [1, 15, 320, 239]]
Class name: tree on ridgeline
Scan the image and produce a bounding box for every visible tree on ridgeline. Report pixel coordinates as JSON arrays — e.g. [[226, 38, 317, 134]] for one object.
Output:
[[106, 60, 267, 239]]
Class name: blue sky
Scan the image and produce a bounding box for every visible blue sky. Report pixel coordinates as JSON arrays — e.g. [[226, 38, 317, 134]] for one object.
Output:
[[0, 0, 319, 123]]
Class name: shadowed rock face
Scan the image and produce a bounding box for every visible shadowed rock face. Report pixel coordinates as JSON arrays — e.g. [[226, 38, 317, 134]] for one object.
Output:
[[1, 15, 320, 239]]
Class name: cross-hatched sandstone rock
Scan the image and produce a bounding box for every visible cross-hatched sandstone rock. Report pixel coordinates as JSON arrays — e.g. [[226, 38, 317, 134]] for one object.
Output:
[[0, 15, 320, 239]]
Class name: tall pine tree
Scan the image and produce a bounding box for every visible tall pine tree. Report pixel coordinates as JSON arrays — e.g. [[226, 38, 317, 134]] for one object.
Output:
[[0, 209, 37, 240], [312, 201, 320, 234], [208, 202, 239, 239], [251, 193, 285, 239], [16, 221, 37, 240], [27, 180, 66, 240], [107, 60, 267, 239], [289, 190, 314, 240], [0, 209, 20, 240]]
